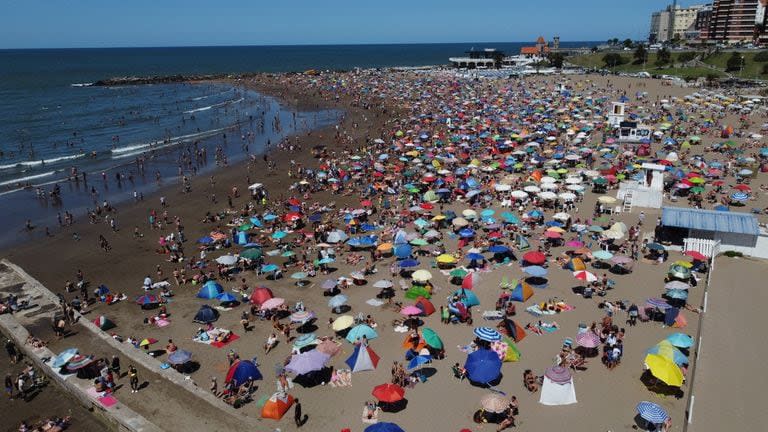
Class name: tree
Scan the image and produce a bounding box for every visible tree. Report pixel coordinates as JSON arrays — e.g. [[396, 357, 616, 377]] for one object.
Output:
[[678, 52, 697, 63], [655, 48, 671, 67], [754, 51, 768, 62], [602, 53, 627, 68], [633, 45, 648, 65], [725, 52, 745, 72], [591, 46, 599, 53], [623, 39, 634, 49], [705, 73, 719, 87], [548, 53, 565, 69], [762, 63, 768, 75]]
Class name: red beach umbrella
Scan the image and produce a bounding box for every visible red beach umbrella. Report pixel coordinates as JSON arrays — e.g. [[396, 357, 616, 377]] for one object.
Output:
[[522, 251, 546, 265], [684, 250, 707, 261], [372, 383, 405, 403]]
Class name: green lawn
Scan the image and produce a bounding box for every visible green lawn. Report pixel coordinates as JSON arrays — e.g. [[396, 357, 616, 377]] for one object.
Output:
[[567, 52, 727, 79], [700, 51, 768, 79]]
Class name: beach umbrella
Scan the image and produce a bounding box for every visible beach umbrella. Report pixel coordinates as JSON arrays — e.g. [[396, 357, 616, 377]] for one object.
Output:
[[318, 257, 335, 265], [684, 250, 707, 261], [611, 255, 633, 265], [51, 348, 79, 368], [411, 269, 433, 282], [473, 327, 502, 342], [572, 270, 597, 282], [240, 248, 263, 260], [453, 289, 480, 307], [665, 289, 688, 300], [139, 338, 158, 347], [260, 297, 285, 310], [398, 259, 419, 268], [328, 294, 349, 308], [332, 315, 354, 331], [644, 353, 684, 386], [167, 350, 192, 365], [544, 366, 572, 384], [636, 401, 669, 424], [575, 331, 600, 348], [346, 324, 378, 343], [290, 310, 314, 324], [291, 272, 307, 280], [522, 251, 546, 265], [488, 245, 509, 254], [293, 333, 318, 349], [407, 354, 432, 370], [664, 281, 690, 291], [480, 394, 510, 413], [436, 254, 457, 264], [400, 305, 423, 316], [646, 341, 688, 366], [215, 255, 238, 265], [65, 355, 95, 371], [464, 349, 502, 383], [646, 243, 665, 251], [197, 236, 214, 245], [646, 298, 672, 310], [461, 273, 481, 290], [373, 279, 394, 289], [261, 264, 279, 273], [321, 279, 338, 290], [421, 328, 443, 349], [286, 350, 330, 375], [666, 333, 694, 348], [372, 383, 405, 403], [364, 423, 405, 432], [135, 294, 160, 306], [592, 250, 613, 261], [523, 266, 547, 277], [449, 268, 468, 279]]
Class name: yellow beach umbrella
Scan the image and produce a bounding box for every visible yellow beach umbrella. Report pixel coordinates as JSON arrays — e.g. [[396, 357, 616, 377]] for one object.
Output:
[[598, 196, 617, 204], [431, 215, 446, 221], [436, 254, 457, 264], [332, 315, 354, 331], [644, 353, 684, 387], [673, 260, 693, 268]]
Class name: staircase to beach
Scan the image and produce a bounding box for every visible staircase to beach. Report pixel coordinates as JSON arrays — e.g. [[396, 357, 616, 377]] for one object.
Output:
[[622, 190, 634, 213]]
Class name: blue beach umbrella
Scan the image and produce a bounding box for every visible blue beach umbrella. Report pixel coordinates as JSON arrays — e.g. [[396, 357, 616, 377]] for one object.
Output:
[[168, 350, 193, 365], [272, 231, 287, 240], [345, 324, 378, 343], [261, 264, 279, 273], [464, 349, 502, 384], [466, 252, 485, 261], [328, 294, 349, 308], [263, 214, 278, 221], [407, 354, 432, 370], [488, 245, 509, 253], [364, 423, 406, 432], [523, 265, 548, 277], [318, 257, 335, 265], [473, 327, 502, 342], [459, 228, 475, 238], [666, 333, 694, 348], [399, 259, 419, 268]]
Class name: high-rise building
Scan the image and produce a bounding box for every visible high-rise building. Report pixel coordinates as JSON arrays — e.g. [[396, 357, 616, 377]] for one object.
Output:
[[708, 0, 768, 43], [649, 3, 707, 42]]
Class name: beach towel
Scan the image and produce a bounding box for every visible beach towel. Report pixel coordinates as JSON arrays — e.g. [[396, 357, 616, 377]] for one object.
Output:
[[98, 395, 118, 408], [214, 306, 234, 312], [482, 310, 504, 320], [211, 333, 240, 348], [535, 323, 559, 334], [362, 406, 380, 424], [154, 318, 171, 328], [365, 298, 385, 307]]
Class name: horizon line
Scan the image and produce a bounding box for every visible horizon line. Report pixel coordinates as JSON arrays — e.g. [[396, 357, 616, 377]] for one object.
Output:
[[0, 39, 608, 51]]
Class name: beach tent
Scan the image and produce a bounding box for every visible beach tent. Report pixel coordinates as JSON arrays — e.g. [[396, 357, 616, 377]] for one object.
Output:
[[93, 315, 115, 331], [225, 360, 262, 385], [515, 234, 530, 251], [539, 366, 577, 406], [510, 282, 534, 302], [464, 348, 502, 384], [197, 281, 223, 299], [193, 305, 219, 324], [501, 318, 527, 342], [405, 285, 431, 300], [452, 289, 480, 307], [235, 231, 248, 245], [414, 297, 436, 316], [261, 392, 294, 420], [663, 308, 687, 328], [345, 344, 381, 372], [249, 287, 273, 305], [564, 257, 586, 271]]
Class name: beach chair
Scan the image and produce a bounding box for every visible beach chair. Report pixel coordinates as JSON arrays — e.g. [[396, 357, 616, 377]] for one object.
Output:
[[499, 276, 512, 289]]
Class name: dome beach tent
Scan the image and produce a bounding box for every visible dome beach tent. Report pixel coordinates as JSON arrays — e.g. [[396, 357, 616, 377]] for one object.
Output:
[[414, 297, 436, 316], [261, 392, 294, 420], [539, 366, 577, 406], [193, 305, 219, 324], [346, 343, 381, 372], [225, 359, 262, 385], [197, 280, 223, 299], [93, 315, 115, 331], [249, 287, 273, 305], [510, 281, 534, 302]]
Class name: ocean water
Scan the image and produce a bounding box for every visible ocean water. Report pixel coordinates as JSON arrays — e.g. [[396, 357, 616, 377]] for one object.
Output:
[[0, 42, 595, 246]]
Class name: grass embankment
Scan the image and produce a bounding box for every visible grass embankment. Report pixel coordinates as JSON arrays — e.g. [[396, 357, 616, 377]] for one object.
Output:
[[567, 52, 729, 80]]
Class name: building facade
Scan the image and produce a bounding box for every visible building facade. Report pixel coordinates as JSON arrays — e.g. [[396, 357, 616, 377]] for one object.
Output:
[[708, 0, 768, 43], [650, 3, 707, 42]]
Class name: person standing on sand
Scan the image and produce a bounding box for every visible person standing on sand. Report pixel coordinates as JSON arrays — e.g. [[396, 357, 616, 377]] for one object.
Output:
[[294, 398, 307, 427], [128, 365, 139, 393], [111, 355, 121, 378]]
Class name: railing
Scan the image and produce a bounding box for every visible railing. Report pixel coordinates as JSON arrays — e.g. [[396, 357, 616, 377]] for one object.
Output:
[[683, 238, 721, 258]]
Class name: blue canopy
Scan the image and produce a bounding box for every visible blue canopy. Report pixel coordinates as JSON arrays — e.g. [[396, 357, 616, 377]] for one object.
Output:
[[217, 292, 238, 303], [464, 348, 502, 384], [197, 281, 223, 299], [226, 360, 262, 385]]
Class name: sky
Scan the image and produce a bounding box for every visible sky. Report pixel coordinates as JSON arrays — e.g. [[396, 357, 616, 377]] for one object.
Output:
[[0, 1, 691, 49]]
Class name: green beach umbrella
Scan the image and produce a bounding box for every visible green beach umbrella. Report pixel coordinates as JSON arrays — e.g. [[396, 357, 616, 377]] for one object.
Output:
[[422, 328, 444, 349], [241, 248, 263, 260], [238, 223, 254, 231], [450, 268, 468, 278]]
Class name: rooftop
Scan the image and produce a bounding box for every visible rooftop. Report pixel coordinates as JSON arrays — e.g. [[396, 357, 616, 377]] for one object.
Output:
[[661, 206, 760, 235]]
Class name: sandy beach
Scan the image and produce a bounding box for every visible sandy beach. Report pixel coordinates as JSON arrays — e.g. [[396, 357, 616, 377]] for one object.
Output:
[[3, 70, 767, 432]]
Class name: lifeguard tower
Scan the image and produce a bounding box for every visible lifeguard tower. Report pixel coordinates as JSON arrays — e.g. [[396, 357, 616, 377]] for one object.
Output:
[[607, 102, 625, 127], [616, 163, 666, 211]]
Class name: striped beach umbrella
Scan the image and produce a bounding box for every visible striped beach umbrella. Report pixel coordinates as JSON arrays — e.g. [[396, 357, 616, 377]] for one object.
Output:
[[636, 401, 669, 424], [730, 192, 749, 201], [575, 331, 600, 348], [473, 327, 502, 342]]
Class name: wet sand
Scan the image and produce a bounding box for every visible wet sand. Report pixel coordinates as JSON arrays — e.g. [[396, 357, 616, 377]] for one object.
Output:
[[1, 72, 766, 432]]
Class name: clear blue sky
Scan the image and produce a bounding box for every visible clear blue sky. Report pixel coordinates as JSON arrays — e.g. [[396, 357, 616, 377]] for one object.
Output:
[[0, 1, 689, 49]]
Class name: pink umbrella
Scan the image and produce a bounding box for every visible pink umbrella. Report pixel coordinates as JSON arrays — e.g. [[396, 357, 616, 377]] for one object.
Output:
[[565, 240, 584, 248], [260, 297, 285, 311], [575, 331, 600, 348], [400, 305, 423, 316], [545, 231, 562, 239], [462, 272, 481, 290]]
